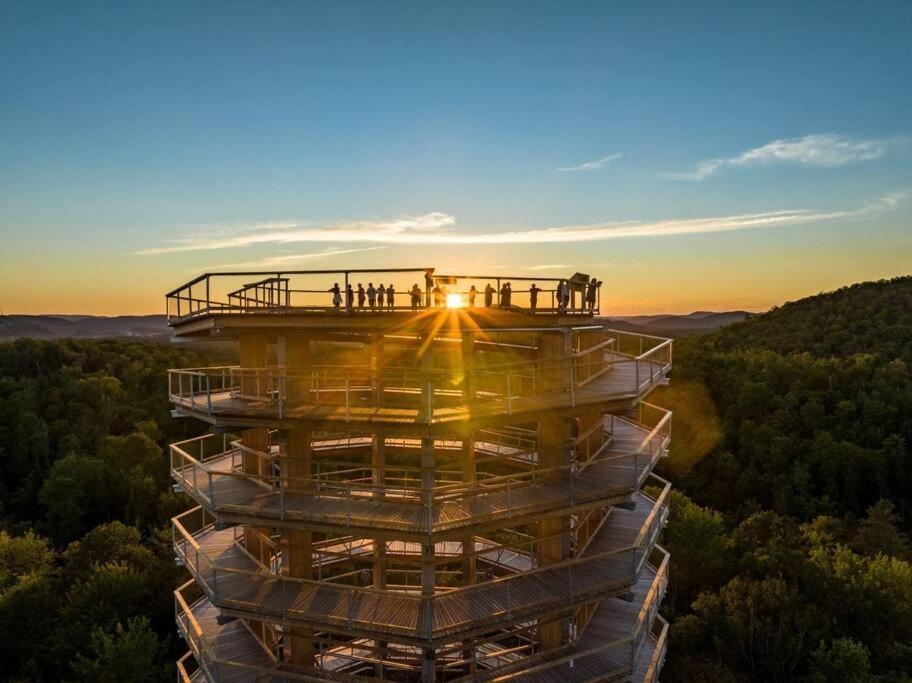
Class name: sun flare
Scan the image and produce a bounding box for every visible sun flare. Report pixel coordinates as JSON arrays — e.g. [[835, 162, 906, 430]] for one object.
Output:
[[446, 293, 464, 308]]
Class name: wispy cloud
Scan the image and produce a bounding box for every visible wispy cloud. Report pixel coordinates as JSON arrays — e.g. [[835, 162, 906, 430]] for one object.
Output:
[[526, 264, 571, 271], [665, 133, 904, 181], [209, 246, 387, 270], [556, 152, 623, 172], [136, 192, 904, 255]]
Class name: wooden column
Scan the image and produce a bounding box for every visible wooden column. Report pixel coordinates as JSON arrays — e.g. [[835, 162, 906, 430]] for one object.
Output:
[[239, 333, 267, 400], [372, 433, 388, 675], [238, 334, 272, 651], [462, 432, 476, 674], [284, 429, 314, 667], [461, 331, 476, 403], [286, 334, 310, 404], [420, 436, 436, 682], [372, 333, 385, 407], [537, 416, 571, 650], [537, 329, 572, 651], [284, 334, 315, 667]]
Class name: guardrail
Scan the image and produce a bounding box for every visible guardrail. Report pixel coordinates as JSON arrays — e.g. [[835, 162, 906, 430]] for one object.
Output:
[[166, 268, 602, 324], [169, 411, 670, 530], [167, 329, 671, 424], [171, 479, 670, 643]]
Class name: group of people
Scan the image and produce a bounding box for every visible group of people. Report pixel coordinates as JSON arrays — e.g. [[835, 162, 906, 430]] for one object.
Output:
[[328, 278, 600, 313], [329, 282, 396, 311], [555, 278, 601, 313], [329, 282, 427, 312]]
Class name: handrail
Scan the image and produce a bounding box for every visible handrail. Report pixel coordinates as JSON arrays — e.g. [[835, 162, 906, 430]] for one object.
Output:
[[166, 267, 605, 323], [464, 547, 670, 682], [173, 488, 668, 640], [168, 409, 670, 507]]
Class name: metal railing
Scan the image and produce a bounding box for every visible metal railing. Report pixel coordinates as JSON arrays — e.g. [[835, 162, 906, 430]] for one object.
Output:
[[169, 411, 670, 532], [166, 329, 671, 424], [172, 480, 670, 643], [165, 268, 602, 324]]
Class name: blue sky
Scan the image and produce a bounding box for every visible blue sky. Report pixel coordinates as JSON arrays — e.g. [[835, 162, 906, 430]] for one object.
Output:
[[1, 1, 911, 314]]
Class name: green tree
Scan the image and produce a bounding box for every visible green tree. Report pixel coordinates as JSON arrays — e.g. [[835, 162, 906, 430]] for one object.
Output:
[[72, 616, 171, 683], [807, 638, 874, 683]]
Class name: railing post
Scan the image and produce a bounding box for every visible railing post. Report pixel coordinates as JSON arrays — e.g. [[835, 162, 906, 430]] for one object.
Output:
[[570, 364, 576, 406], [345, 373, 350, 421], [206, 375, 212, 415], [506, 374, 512, 415]]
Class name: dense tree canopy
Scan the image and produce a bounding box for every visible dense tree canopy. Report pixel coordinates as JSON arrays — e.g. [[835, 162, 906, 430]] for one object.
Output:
[[0, 339, 215, 681], [1, 279, 911, 680], [659, 277, 912, 681]]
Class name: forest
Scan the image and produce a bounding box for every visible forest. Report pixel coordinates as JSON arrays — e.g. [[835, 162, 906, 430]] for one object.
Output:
[[0, 277, 910, 681]]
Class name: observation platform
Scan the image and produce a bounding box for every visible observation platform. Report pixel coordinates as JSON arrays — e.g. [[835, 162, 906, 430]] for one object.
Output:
[[166, 268, 604, 338], [166, 266, 672, 682], [168, 343, 672, 435], [174, 483, 668, 647], [171, 411, 669, 540]]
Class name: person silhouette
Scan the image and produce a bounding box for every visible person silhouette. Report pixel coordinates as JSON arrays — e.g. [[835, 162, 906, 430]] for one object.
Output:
[[377, 284, 386, 310], [432, 283, 442, 308], [500, 282, 513, 308], [330, 283, 341, 310], [386, 284, 395, 310], [410, 284, 422, 312], [345, 283, 354, 311], [586, 279, 598, 312], [357, 283, 366, 310], [468, 285, 477, 307], [484, 283, 494, 307], [529, 283, 541, 313], [367, 282, 377, 310]]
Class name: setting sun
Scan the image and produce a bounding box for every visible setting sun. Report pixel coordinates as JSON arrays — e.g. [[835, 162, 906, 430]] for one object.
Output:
[[446, 292, 464, 308]]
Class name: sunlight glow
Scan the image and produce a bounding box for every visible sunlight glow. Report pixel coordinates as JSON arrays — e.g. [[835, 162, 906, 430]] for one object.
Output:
[[446, 293, 464, 308]]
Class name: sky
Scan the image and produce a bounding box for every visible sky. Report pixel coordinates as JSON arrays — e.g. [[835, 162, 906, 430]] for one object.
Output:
[[1, 1, 911, 316]]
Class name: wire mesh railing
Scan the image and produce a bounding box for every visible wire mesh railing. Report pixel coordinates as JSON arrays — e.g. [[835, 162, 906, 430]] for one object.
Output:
[[171, 480, 670, 643], [169, 411, 670, 531], [165, 268, 603, 323], [166, 329, 671, 424]]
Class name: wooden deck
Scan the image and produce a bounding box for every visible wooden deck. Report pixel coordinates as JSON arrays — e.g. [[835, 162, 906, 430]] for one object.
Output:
[[169, 355, 669, 433], [471, 548, 669, 682], [172, 419, 664, 539], [175, 491, 665, 646], [177, 591, 380, 682]]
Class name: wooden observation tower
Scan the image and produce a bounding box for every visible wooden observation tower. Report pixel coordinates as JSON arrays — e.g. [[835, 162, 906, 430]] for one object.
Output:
[[166, 267, 671, 682]]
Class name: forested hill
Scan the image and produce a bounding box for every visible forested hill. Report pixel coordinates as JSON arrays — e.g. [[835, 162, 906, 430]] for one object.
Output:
[[658, 276, 912, 681], [708, 276, 912, 360]]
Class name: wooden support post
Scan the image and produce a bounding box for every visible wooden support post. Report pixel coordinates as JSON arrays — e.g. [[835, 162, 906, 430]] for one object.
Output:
[[418, 334, 434, 423], [462, 432, 476, 675], [461, 331, 476, 403], [371, 333, 385, 407], [538, 415, 572, 650], [373, 435, 389, 674], [239, 333, 267, 400], [285, 334, 310, 404], [237, 390, 271, 653], [284, 428, 314, 667], [538, 329, 571, 393], [421, 436, 436, 682]]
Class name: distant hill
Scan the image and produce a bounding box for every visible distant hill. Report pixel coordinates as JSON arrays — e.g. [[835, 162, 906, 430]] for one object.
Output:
[[0, 314, 169, 341], [599, 310, 753, 337], [707, 275, 912, 361]]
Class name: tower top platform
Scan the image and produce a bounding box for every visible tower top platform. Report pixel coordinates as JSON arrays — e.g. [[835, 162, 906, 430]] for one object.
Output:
[[166, 267, 601, 337]]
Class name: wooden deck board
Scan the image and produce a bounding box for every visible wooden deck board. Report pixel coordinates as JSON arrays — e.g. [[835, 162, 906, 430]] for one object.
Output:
[[174, 420, 663, 537], [171, 355, 668, 430], [178, 493, 663, 644]]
